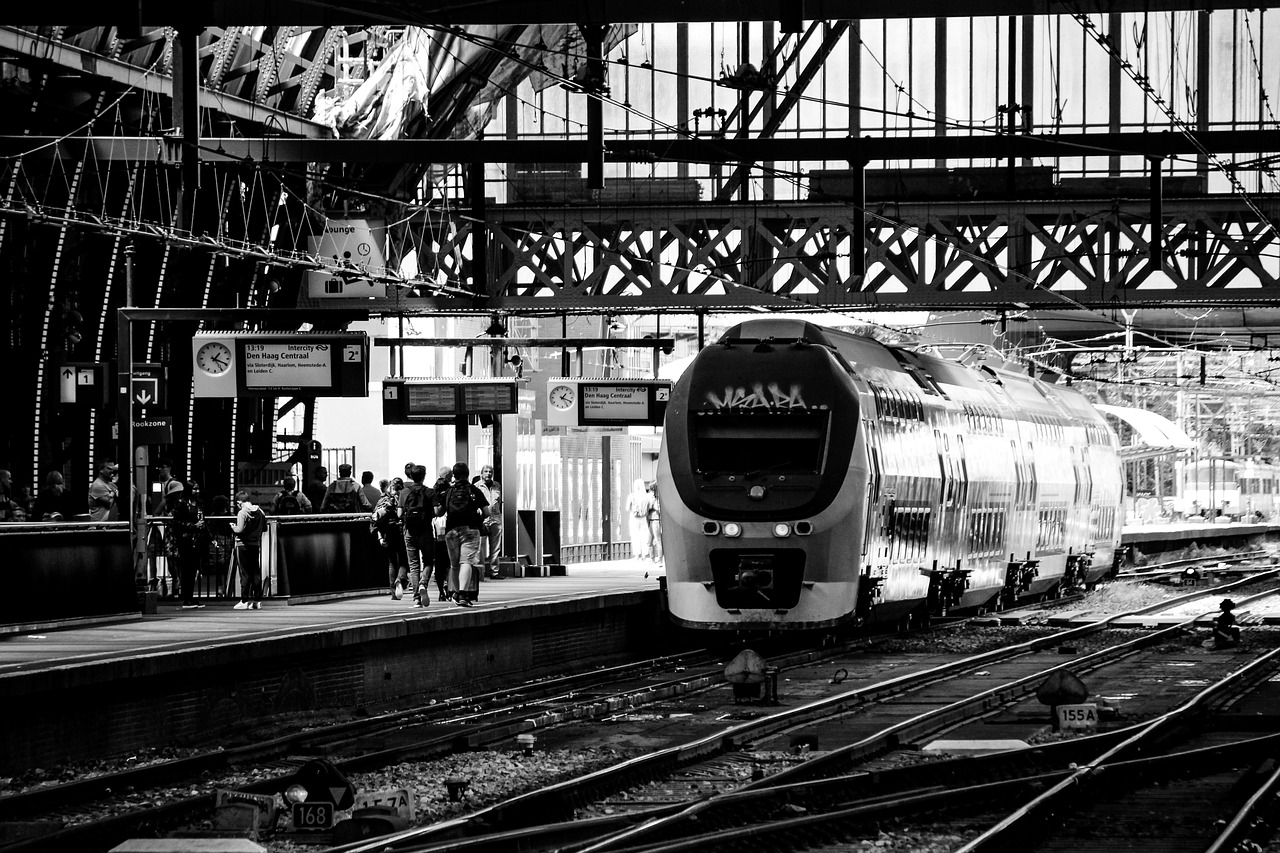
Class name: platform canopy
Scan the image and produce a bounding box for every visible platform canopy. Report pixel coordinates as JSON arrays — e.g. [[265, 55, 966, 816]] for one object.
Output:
[[1096, 405, 1197, 462]]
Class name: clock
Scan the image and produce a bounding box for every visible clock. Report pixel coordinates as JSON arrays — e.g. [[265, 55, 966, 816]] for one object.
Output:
[[196, 341, 233, 376], [549, 383, 576, 411]]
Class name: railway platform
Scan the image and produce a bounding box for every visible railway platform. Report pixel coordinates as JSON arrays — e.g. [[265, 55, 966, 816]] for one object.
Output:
[[0, 559, 669, 774]]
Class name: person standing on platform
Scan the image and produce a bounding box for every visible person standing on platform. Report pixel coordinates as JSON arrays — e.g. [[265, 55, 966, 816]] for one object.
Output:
[[231, 490, 267, 610], [372, 477, 408, 599], [167, 480, 206, 608], [476, 464, 503, 579], [646, 482, 663, 564], [33, 471, 80, 521], [438, 462, 489, 607], [359, 471, 382, 512], [398, 464, 436, 608], [431, 466, 452, 601], [0, 469, 16, 521], [626, 479, 653, 560], [150, 458, 174, 514], [87, 460, 120, 522], [270, 476, 311, 515], [303, 467, 328, 510], [321, 463, 370, 513]]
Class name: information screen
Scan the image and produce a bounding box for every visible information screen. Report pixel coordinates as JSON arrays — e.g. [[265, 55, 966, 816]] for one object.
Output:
[[406, 384, 457, 416], [581, 384, 650, 423], [463, 383, 517, 414], [243, 342, 334, 389]]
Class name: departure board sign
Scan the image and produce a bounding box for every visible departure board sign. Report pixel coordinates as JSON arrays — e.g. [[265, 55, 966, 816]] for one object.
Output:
[[463, 383, 517, 414], [405, 384, 455, 416], [192, 333, 368, 398], [546, 378, 671, 427], [243, 342, 335, 389], [383, 379, 519, 424]]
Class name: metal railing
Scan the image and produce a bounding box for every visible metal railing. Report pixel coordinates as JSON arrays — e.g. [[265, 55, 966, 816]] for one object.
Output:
[[559, 541, 632, 564]]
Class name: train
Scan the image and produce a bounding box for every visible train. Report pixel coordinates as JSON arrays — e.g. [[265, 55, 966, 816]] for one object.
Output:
[[656, 318, 1125, 632], [1183, 459, 1280, 520]]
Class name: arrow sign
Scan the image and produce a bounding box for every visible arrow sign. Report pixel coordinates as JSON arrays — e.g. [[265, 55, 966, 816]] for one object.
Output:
[[132, 377, 159, 407], [60, 367, 76, 403]]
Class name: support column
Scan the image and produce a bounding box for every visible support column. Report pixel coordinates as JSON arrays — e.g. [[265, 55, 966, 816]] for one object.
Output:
[[172, 26, 201, 232]]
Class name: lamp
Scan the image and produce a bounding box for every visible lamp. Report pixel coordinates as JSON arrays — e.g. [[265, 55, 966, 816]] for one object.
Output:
[[504, 351, 524, 379]]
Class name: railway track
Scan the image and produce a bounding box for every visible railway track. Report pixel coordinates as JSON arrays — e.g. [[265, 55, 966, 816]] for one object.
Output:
[[323, 579, 1280, 853], [5, 572, 1278, 853]]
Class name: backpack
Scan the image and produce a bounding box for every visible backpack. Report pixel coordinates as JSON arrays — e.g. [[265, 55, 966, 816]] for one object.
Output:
[[401, 484, 430, 534], [446, 483, 479, 521], [275, 491, 302, 516], [326, 484, 360, 513]]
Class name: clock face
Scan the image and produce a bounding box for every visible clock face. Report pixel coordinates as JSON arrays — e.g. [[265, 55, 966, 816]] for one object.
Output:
[[196, 341, 233, 376], [549, 384, 576, 411]]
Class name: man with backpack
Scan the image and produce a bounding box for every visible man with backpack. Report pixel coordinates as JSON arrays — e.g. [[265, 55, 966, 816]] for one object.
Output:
[[270, 476, 312, 515], [437, 462, 489, 607], [398, 464, 437, 608], [231, 490, 268, 610], [321, 463, 372, 514]]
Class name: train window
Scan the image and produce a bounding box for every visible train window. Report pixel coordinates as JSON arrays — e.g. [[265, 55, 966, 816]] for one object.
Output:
[[693, 413, 828, 475]]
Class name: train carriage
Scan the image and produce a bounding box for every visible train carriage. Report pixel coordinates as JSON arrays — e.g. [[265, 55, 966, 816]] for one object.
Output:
[[658, 319, 1124, 632]]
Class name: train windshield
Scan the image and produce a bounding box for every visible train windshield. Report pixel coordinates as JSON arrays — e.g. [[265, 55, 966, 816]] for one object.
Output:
[[693, 413, 828, 475]]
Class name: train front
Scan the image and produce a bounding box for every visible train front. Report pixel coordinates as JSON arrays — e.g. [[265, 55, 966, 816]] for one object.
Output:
[[657, 327, 867, 631]]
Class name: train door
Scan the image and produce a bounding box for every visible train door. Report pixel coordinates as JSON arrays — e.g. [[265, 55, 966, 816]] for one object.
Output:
[[933, 429, 960, 575]]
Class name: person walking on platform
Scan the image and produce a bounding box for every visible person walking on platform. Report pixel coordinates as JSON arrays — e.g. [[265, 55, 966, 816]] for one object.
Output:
[[626, 479, 653, 560], [398, 464, 437, 608], [304, 467, 328, 510], [231, 491, 267, 610], [476, 464, 502, 579], [270, 476, 311, 515], [646, 482, 663, 564], [359, 471, 382, 513], [432, 466, 452, 601], [87, 460, 120, 522], [438, 462, 489, 607], [373, 477, 408, 599], [321, 463, 371, 513], [167, 480, 207, 608]]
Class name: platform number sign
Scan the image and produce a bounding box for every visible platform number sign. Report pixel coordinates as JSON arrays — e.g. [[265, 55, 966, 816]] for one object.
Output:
[[344, 344, 362, 363], [292, 801, 334, 829]]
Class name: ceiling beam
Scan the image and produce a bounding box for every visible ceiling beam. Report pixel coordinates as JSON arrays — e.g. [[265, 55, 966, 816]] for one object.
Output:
[[5, 129, 1275, 164], [0, 26, 331, 139], [33, 0, 1280, 26]]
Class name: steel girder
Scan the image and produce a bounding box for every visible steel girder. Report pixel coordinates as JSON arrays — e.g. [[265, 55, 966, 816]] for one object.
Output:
[[326, 197, 1280, 313], [22, 0, 1280, 26]]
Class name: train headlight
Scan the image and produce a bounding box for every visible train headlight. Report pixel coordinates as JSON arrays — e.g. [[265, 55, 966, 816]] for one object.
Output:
[[702, 521, 721, 535], [748, 485, 766, 500], [773, 523, 791, 537], [794, 521, 813, 536], [723, 522, 742, 537]]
